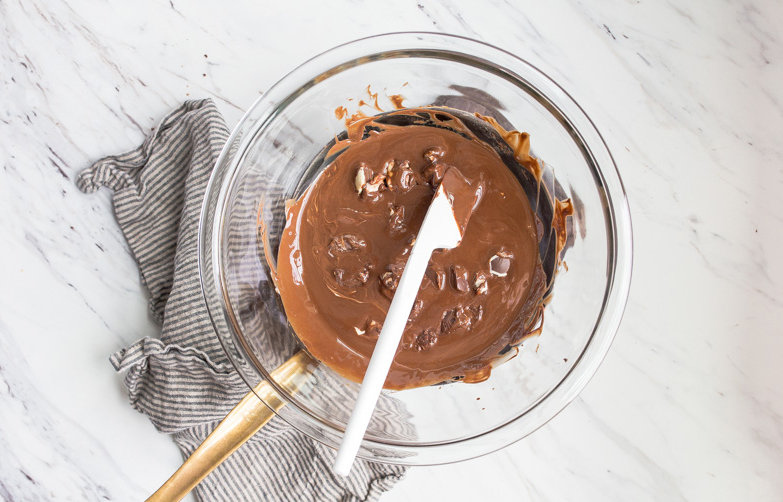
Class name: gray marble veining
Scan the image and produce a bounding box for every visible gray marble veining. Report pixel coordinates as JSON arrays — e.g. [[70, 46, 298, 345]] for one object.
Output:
[[1, 0, 781, 500]]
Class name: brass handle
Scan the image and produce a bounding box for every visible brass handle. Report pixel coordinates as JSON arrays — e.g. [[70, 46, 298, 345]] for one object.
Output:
[[146, 351, 316, 502]]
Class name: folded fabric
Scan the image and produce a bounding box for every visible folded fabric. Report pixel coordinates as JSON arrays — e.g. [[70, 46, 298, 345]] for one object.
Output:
[[77, 99, 406, 501]]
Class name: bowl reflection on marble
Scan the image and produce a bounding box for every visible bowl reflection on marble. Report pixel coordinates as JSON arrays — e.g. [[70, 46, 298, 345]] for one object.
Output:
[[198, 32, 632, 466]]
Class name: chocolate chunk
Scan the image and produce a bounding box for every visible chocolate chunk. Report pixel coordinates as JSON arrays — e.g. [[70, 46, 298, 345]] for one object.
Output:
[[425, 264, 445, 290], [489, 251, 513, 277], [440, 306, 483, 334], [333, 263, 372, 289], [423, 162, 447, 187], [335, 270, 364, 288], [370, 172, 386, 187], [355, 163, 386, 202], [327, 234, 367, 256], [414, 329, 438, 351], [380, 271, 397, 290], [386, 160, 416, 193], [423, 146, 445, 163], [356, 266, 370, 284], [440, 307, 469, 333], [354, 164, 371, 194], [333, 268, 356, 288], [379, 263, 404, 299], [408, 299, 423, 323], [366, 319, 383, 338], [355, 319, 382, 338], [450, 265, 470, 293], [473, 272, 488, 295], [383, 159, 395, 177], [396, 240, 413, 259], [388, 204, 406, 234], [362, 172, 387, 202]]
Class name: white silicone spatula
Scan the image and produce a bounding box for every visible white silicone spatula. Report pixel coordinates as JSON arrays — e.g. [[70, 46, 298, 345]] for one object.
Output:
[[332, 173, 468, 476]]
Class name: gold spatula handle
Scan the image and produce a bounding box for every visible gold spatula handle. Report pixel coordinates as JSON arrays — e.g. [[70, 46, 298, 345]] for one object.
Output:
[[146, 351, 315, 502]]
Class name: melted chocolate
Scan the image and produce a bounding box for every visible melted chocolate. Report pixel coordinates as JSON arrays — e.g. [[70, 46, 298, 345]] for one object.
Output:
[[275, 108, 554, 390]]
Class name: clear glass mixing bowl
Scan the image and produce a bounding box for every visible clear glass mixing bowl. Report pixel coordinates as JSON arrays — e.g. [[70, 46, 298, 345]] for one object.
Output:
[[199, 32, 632, 466]]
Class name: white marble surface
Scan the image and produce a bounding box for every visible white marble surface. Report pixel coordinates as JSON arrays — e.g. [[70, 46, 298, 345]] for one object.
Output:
[[1, 0, 782, 500]]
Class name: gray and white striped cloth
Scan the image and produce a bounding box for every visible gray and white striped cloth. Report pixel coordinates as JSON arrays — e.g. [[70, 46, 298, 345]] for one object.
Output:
[[77, 99, 406, 502]]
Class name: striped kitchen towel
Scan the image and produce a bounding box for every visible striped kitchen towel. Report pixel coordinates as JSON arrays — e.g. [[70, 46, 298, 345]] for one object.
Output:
[[77, 99, 406, 501]]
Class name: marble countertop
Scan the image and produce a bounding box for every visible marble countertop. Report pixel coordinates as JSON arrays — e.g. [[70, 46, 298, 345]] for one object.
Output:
[[2, 1, 782, 500]]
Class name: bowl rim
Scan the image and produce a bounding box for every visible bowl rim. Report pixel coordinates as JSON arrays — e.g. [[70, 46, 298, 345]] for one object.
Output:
[[198, 31, 633, 465]]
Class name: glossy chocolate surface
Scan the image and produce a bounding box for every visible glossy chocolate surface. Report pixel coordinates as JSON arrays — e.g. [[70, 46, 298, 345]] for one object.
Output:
[[275, 108, 553, 390]]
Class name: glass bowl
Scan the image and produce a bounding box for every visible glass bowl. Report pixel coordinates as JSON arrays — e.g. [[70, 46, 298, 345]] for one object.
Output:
[[198, 32, 632, 466]]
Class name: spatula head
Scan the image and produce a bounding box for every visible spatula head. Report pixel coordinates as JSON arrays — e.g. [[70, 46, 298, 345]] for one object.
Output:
[[438, 167, 481, 239]]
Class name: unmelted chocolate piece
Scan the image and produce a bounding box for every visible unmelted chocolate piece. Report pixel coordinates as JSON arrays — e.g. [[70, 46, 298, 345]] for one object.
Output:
[[440, 305, 483, 334], [385, 160, 417, 193], [379, 263, 404, 299], [473, 272, 488, 295], [362, 172, 387, 202], [328, 234, 366, 256], [423, 162, 447, 187], [365, 319, 382, 338], [276, 109, 550, 390], [383, 159, 395, 176], [354, 164, 369, 193], [408, 299, 423, 322], [414, 329, 438, 351], [425, 264, 446, 290], [355, 164, 387, 202], [423, 146, 445, 163], [388, 204, 406, 235], [450, 264, 470, 293], [333, 262, 371, 289], [380, 270, 397, 290], [489, 251, 513, 277]]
